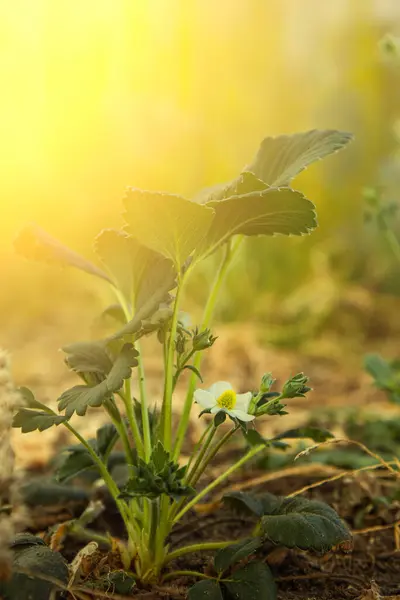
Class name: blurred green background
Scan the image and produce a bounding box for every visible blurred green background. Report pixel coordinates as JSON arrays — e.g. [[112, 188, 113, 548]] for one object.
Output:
[[1, 0, 400, 353]]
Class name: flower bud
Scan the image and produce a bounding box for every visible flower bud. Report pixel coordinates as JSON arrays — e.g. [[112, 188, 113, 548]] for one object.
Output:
[[280, 373, 311, 399], [260, 372, 275, 394], [192, 328, 217, 352]]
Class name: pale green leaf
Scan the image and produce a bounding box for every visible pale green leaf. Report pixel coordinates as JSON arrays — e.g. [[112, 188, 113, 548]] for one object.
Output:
[[123, 189, 214, 268], [14, 223, 111, 283], [94, 229, 175, 306], [13, 388, 68, 432], [58, 343, 138, 417], [196, 185, 316, 257], [245, 129, 353, 187], [62, 341, 114, 375], [13, 409, 67, 433]]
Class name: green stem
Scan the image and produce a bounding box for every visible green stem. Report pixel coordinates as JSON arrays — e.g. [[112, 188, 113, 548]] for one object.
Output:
[[122, 378, 144, 458], [68, 524, 112, 548], [162, 271, 188, 452], [173, 238, 243, 460], [190, 425, 238, 487], [164, 540, 236, 565], [136, 342, 152, 462], [104, 402, 134, 464], [185, 423, 216, 484], [63, 422, 139, 542], [173, 349, 196, 389], [162, 570, 215, 582], [184, 423, 212, 478], [173, 444, 265, 524], [385, 228, 400, 265]]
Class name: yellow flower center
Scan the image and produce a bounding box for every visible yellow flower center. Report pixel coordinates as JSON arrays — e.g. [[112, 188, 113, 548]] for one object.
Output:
[[216, 389, 236, 410]]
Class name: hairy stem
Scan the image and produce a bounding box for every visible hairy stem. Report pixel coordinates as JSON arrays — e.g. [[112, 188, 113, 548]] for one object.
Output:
[[162, 570, 216, 582], [173, 238, 243, 460], [64, 422, 139, 542], [173, 444, 265, 524], [136, 342, 152, 462], [162, 271, 188, 452], [164, 540, 237, 564], [190, 425, 238, 487], [122, 378, 144, 458], [185, 423, 216, 485]]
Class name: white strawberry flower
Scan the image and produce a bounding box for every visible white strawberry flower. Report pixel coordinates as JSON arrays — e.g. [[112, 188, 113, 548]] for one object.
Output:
[[194, 381, 255, 422]]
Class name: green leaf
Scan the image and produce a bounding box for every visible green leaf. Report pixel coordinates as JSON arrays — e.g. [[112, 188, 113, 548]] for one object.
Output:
[[273, 427, 334, 443], [214, 411, 227, 428], [364, 353, 396, 388], [98, 304, 126, 325], [223, 562, 277, 600], [14, 223, 111, 283], [123, 188, 214, 268], [182, 364, 203, 382], [196, 186, 316, 258], [18, 386, 51, 411], [56, 448, 96, 482], [244, 429, 290, 450], [223, 491, 266, 518], [214, 537, 262, 573], [96, 423, 118, 458], [188, 580, 223, 600], [94, 229, 176, 312], [13, 408, 67, 433], [58, 343, 138, 417], [260, 495, 352, 552], [62, 341, 114, 376], [0, 535, 69, 600], [245, 129, 353, 187], [195, 172, 268, 204]]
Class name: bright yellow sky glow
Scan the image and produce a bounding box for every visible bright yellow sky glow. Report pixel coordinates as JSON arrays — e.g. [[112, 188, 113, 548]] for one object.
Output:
[[0, 0, 386, 318]]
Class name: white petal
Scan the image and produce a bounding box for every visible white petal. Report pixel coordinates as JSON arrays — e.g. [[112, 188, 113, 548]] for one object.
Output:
[[210, 406, 223, 414], [208, 381, 232, 399], [231, 409, 255, 422], [235, 392, 253, 412], [194, 389, 216, 409]]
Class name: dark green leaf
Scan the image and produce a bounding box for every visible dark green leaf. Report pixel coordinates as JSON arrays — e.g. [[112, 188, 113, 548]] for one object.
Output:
[[123, 189, 214, 269], [96, 423, 118, 458], [214, 538, 262, 573], [245, 130, 353, 187], [56, 449, 95, 482], [214, 411, 227, 427], [0, 536, 69, 600], [244, 429, 269, 447], [13, 408, 67, 433], [188, 579, 223, 600], [58, 343, 138, 417], [20, 480, 89, 507], [223, 562, 277, 600], [223, 491, 265, 518], [260, 496, 352, 552], [196, 186, 317, 258], [274, 427, 334, 443], [14, 223, 111, 283], [182, 364, 203, 382]]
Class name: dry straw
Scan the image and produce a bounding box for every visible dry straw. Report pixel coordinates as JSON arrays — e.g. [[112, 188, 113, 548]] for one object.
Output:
[[0, 349, 27, 579]]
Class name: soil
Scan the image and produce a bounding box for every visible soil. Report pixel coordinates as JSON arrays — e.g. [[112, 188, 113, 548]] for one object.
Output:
[[22, 464, 400, 600]]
